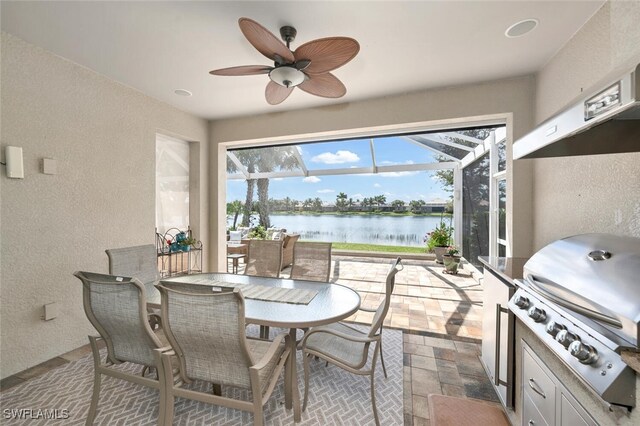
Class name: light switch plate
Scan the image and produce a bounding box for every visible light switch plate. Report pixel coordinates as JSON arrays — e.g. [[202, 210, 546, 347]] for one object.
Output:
[[43, 158, 57, 175], [43, 302, 58, 321], [5, 146, 24, 178]]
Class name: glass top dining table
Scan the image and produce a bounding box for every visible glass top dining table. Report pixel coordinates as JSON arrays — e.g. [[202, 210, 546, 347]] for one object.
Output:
[[150, 272, 361, 422]]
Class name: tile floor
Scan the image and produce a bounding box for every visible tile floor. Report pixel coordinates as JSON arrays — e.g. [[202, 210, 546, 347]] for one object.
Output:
[[2, 255, 498, 426]]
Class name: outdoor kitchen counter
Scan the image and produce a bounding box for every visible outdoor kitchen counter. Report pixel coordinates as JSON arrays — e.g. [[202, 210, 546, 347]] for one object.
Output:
[[478, 257, 640, 375], [621, 350, 640, 374], [478, 256, 529, 285]]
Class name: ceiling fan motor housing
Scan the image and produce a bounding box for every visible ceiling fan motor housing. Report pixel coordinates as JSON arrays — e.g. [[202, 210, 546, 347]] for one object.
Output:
[[280, 25, 297, 46]]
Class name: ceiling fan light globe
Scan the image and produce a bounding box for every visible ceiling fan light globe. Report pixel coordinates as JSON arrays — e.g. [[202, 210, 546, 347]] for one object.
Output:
[[269, 66, 305, 88]]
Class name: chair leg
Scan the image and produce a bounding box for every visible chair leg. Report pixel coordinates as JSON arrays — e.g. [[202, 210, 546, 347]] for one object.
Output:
[[302, 350, 311, 412], [212, 383, 222, 396], [86, 337, 102, 425], [370, 372, 380, 426], [86, 370, 101, 425], [158, 353, 175, 426], [379, 339, 388, 379], [259, 325, 270, 339], [370, 344, 381, 426], [250, 377, 264, 426], [284, 349, 292, 409]]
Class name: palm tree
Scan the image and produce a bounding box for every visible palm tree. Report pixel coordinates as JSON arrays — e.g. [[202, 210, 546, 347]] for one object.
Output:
[[303, 198, 313, 211], [227, 152, 259, 227], [312, 197, 323, 212], [254, 146, 298, 228], [229, 147, 298, 228], [336, 192, 348, 212], [409, 199, 426, 214], [347, 198, 355, 211], [391, 199, 405, 212], [226, 200, 243, 229]]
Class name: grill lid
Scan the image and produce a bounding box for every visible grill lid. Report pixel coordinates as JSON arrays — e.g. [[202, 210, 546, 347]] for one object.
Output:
[[523, 233, 640, 347]]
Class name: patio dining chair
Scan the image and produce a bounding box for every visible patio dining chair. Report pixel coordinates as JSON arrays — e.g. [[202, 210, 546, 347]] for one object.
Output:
[[73, 271, 170, 425], [244, 239, 283, 278], [289, 242, 332, 282], [300, 257, 402, 426], [106, 244, 161, 328], [244, 239, 284, 338], [155, 282, 291, 426]]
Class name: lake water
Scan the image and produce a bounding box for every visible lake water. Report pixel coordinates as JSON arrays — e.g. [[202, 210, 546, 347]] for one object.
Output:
[[232, 214, 448, 247]]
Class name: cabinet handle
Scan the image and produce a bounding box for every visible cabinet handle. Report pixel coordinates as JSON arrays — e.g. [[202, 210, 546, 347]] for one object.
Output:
[[528, 378, 546, 399], [494, 304, 509, 387], [494, 304, 502, 386]]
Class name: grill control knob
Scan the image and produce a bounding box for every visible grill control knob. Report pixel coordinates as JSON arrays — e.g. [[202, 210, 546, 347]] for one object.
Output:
[[545, 321, 566, 337], [569, 341, 598, 364], [528, 307, 546, 322], [514, 295, 530, 309], [556, 330, 579, 348]]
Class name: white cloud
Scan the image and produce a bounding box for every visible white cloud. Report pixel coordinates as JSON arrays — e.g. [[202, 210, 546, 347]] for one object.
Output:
[[303, 176, 321, 183], [373, 183, 381, 188], [311, 150, 359, 164], [317, 189, 335, 193], [272, 178, 284, 181], [352, 193, 364, 199]]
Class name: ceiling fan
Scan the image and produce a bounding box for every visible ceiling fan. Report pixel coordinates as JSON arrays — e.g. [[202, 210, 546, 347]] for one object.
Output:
[[210, 18, 360, 105]]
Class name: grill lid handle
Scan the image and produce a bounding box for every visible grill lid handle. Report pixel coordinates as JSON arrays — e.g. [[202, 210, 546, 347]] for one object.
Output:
[[525, 275, 622, 329]]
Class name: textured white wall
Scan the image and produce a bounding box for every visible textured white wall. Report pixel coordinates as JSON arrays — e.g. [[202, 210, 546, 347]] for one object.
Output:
[[531, 1, 640, 249], [0, 33, 209, 378], [209, 75, 536, 268]]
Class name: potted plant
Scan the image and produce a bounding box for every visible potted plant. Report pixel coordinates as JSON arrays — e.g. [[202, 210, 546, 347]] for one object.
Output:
[[248, 225, 267, 240], [180, 236, 198, 252], [442, 246, 462, 274], [425, 220, 453, 264]]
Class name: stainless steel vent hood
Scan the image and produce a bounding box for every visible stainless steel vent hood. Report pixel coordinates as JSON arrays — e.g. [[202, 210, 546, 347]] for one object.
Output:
[[514, 63, 640, 159]]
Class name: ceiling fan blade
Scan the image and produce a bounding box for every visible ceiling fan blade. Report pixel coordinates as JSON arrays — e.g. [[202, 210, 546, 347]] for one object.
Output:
[[209, 65, 272, 76], [294, 37, 359, 74], [298, 73, 346, 98], [265, 81, 294, 105], [239, 18, 295, 63]]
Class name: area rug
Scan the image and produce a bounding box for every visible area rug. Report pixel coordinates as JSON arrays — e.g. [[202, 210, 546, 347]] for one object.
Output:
[[0, 325, 403, 425]]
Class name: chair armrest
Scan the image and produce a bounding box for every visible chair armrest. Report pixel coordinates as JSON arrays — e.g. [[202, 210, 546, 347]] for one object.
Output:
[[301, 327, 379, 350], [251, 333, 291, 371]]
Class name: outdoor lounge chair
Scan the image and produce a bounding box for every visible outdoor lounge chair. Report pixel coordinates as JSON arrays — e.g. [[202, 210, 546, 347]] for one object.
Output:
[[289, 241, 332, 282], [300, 257, 402, 426], [155, 283, 291, 426], [73, 271, 170, 425]]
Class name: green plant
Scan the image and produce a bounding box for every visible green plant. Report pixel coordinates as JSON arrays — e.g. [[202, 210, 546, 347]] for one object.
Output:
[[182, 236, 197, 247], [425, 219, 453, 252], [445, 246, 460, 256], [248, 225, 267, 240]]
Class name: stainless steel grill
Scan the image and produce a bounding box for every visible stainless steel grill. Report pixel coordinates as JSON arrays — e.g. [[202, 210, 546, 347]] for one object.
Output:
[[509, 233, 639, 408]]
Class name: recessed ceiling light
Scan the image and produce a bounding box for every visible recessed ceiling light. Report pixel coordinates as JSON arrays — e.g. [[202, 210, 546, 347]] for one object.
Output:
[[174, 89, 192, 97], [505, 19, 538, 38]]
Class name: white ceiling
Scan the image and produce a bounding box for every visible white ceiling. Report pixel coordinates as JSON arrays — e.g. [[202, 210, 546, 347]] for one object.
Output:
[[1, 1, 604, 120]]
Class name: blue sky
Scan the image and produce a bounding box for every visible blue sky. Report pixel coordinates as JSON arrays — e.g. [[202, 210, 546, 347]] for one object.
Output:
[[227, 136, 452, 204]]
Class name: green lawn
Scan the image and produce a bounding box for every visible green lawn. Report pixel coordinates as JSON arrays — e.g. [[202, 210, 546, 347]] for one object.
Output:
[[272, 211, 451, 218], [331, 242, 427, 254]]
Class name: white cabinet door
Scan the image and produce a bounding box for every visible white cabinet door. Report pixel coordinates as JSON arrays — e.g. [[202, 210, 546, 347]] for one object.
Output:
[[481, 270, 514, 407]]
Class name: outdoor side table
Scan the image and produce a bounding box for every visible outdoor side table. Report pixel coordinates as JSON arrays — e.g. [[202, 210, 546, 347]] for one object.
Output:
[[227, 253, 246, 274]]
